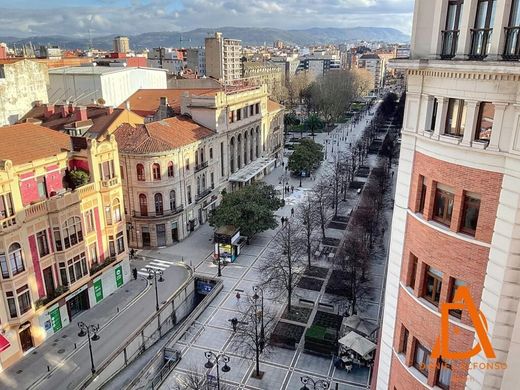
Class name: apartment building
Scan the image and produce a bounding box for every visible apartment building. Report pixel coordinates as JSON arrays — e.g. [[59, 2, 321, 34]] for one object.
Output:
[[0, 59, 49, 126], [185, 48, 206, 76], [356, 53, 382, 94], [113, 36, 130, 54], [205, 32, 242, 84], [376, 1, 520, 389], [241, 61, 284, 96], [116, 84, 284, 248], [297, 54, 341, 79], [0, 123, 128, 369]]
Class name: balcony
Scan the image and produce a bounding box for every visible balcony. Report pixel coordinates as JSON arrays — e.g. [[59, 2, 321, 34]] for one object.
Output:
[[440, 30, 459, 59], [469, 28, 492, 60], [76, 182, 96, 199], [132, 205, 184, 219], [47, 191, 81, 213], [503, 26, 520, 60], [25, 202, 48, 221], [100, 177, 119, 190], [195, 161, 209, 173], [195, 188, 212, 202], [0, 214, 18, 234]]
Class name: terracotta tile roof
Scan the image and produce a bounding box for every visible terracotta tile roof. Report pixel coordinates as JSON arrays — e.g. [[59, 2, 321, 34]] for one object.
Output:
[[20, 105, 125, 137], [120, 88, 222, 117], [267, 99, 284, 113], [114, 116, 216, 154], [0, 123, 71, 165]]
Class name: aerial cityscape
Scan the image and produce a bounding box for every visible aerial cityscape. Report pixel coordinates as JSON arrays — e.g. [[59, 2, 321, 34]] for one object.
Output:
[[0, 0, 519, 389]]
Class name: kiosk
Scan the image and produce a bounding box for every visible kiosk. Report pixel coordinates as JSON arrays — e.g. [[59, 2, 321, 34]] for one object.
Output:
[[214, 225, 246, 264]]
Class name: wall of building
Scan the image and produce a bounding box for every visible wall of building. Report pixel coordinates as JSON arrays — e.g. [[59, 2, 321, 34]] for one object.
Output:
[[0, 60, 49, 126]]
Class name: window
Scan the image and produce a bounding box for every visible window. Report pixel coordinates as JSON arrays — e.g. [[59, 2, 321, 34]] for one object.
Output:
[[441, 1, 463, 59], [250, 105, 254, 116], [211, 172, 215, 189], [461, 195, 480, 235], [113, 198, 122, 223], [237, 109, 242, 121], [475, 102, 494, 141], [8, 243, 24, 276], [17, 285, 31, 315], [504, 0, 520, 58], [100, 160, 115, 180], [154, 193, 163, 215], [424, 266, 443, 306], [409, 254, 418, 290], [187, 185, 192, 204], [185, 158, 190, 171], [418, 175, 427, 214], [37, 176, 48, 199], [167, 161, 174, 177], [413, 341, 430, 377], [243, 107, 248, 119], [400, 326, 409, 354], [116, 232, 125, 254], [89, 243, 98, 265], [433, 188, 454, 226], [449, 279, 466, 318], [60, 253, 88, 285], [109, 237, 116, 258], [210, 148, 213, 159], [170, 190, 176, 211], [139, 194, 148, 216], [220, 142, 224, 177], [445, 98, 466, 136], [0, 192, 14, 219], [6, 291, 17, 318], [85, 209, 95, 233], [36, 231, 50, 257], [470, 0, 496, 58], [105, 205, 112, 225], [152, 163, 161, 180], [120, 165, 124, 180], [56, 217, 83, 251], [0, 253, 8, 278], [228, 110, 234, 123], [255, 103, 260, 114], [437, 360, 452, 389], [137, 164, 145, 181], [429, 98, 438, 131]]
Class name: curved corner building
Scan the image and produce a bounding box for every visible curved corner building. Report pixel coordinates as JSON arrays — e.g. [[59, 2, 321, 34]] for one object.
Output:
[[377, 0, 520, 389]]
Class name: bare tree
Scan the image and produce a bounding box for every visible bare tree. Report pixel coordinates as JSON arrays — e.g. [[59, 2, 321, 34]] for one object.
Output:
[[296, 195, 320, 268], [327, 153, 348, 217], [259, 221, 305, 312], [311, 179, 333, 239], [230, 294, 277, 378]]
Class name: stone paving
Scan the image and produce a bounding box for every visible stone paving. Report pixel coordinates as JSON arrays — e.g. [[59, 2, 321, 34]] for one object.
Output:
[[158, 104, 398, 390]]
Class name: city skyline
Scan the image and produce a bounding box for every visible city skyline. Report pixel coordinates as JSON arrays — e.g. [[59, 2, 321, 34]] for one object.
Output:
[[0, 0, 414, 38]]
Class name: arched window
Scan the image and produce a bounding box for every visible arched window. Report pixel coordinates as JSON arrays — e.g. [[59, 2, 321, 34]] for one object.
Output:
[[113, 198, 122, 222], [202, 173, 206, 191], [8, 243, 24, 276], [256, 126, 261, 157], [167, 161, 174, 178], [170, 190, 176, 211], [237, 134, 242, 169], [152, 163, 161, 180], [230, 137, 235, 173], [197, 176, 201, 195], [154, 193, 163, 215], [139, 194, 148, 216], [137, 164, 145, 181]]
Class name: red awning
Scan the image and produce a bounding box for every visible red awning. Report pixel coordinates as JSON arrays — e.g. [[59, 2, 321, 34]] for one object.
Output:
[[0, 334, 11, 352]]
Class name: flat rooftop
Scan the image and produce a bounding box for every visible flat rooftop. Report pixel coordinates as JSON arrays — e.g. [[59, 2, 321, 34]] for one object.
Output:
[[48, 66, 166, 75]]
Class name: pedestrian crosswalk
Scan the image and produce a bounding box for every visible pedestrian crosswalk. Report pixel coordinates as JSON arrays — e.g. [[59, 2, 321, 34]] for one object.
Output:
[[136, 258, 176, 277]]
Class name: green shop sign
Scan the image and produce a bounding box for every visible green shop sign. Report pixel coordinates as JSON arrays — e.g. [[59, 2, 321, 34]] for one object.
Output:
[[115, 266, 124, 288], [94, 279, 104, 303], [49, 307, 62, 333]]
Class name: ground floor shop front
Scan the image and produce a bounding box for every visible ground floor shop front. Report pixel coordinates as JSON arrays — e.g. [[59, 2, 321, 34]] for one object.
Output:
[[0, 258, 130, 371]]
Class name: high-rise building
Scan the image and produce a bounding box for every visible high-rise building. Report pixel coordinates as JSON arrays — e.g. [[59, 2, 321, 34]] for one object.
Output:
[[376, 1, 520, 389], [356, 53, 382, 94], [113, 36, 130, 54], [204, 32, 242, 84]]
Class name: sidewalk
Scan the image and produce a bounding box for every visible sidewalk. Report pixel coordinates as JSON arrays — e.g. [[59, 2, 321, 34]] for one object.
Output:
[[0, 276, 149, 390]]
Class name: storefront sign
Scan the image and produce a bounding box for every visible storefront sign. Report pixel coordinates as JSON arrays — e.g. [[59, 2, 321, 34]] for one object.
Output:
[[94, 279, 104, 303], [50, 306, 63, 333], [115, 266, 124, 288]]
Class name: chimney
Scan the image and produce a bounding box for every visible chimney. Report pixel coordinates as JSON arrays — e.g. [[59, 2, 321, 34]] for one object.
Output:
[[60, 104, 70, 118], [125, 100, 131, 110], [159, 96, 168, 107], [74, 106, 88, 122], [44, 104, 55, 118], [33, 100, 42, 107], [105, 106, 114, 115]]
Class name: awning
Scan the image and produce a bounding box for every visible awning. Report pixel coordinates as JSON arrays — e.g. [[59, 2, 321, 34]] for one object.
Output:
[[0, 334, 11, 352], [228, 158, 276, 183], [341, 315, 378, 338], [338, 331, 376, 358]]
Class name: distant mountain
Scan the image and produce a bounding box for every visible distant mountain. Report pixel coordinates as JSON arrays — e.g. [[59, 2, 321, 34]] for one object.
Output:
[[0, 27, 409, 51]]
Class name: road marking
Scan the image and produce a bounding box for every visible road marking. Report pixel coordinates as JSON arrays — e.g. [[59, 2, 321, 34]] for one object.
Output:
[[137, 271, 150, 277], [144, 264, 167, 271], [150, 259, 176, 265]]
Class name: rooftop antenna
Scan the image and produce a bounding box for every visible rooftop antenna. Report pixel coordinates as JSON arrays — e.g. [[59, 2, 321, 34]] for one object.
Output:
[[88, 15, 94, 51]]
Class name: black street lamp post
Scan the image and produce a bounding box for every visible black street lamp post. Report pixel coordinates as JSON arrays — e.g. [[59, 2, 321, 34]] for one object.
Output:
[[147, 267, 164, 311], [253, 286, 265, 352], [300, 375, 330, 390], [77, 322, 100, 374], [204, 351, 231, 390]]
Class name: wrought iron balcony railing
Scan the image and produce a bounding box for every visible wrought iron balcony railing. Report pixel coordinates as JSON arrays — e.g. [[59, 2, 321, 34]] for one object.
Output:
[[469, 28, 492, 60], [440, 30, 459, 59]]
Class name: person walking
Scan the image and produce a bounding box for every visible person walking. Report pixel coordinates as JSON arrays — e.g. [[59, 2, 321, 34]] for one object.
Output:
[[132, 267, 138, 280], [291, 185, 294, 193], [291, 207, 295, 217], [230, 317, 238, 332]]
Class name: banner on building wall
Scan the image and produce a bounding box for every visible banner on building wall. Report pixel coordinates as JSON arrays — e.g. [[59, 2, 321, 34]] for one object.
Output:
[[94, 279, 104, 303], [115, 266, 123, 288], [50, 306, 63, 333]]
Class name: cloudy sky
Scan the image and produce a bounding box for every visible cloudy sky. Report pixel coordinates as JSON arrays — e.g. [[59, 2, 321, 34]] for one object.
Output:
[[0, 0, 414, 38]]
